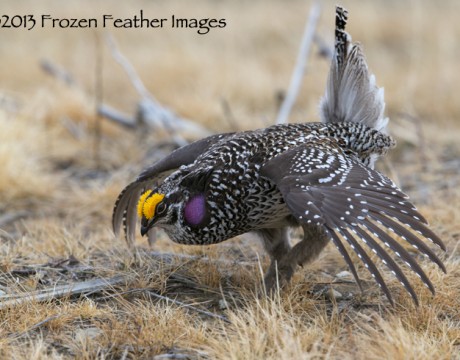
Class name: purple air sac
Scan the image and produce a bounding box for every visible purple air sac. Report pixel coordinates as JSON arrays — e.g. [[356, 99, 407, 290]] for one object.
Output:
[[184, 194, 206, 226]]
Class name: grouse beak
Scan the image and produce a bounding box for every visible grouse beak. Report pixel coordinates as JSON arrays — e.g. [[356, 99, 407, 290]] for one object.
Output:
[[140, 225, 149, 237], [140, 218, 156, 237]]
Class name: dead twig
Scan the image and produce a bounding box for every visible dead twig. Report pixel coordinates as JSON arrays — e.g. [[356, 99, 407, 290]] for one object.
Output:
[[40, 59, 75, 86], [0, 275, 126, 310], [146, 290, 231, 323], [0, 210, 30, 228], [95, 284, 231, 323], [40, 38, 212, 144], [146, 251, 256, 267], [220, 98, 239, 131], [105, 33, 151, 100], [9, 314, 62, 339], [104, 34, 211, 144], [98, 104, 135, 129], [93, 32, 103, 168], [276, 0, 322, 124]]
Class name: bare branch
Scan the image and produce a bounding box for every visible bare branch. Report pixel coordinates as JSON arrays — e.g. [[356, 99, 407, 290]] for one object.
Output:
[[276, 0, 322, 124], [104, 34, 212, 143], [220, 98, 239, 131], [98, 104, 136, 129], [40, 59, 75, 86], [93, 32, 104, 168], [10, 314, 62, 339], [146, 251, 256, 267], [0, 211, 29, 228], [105, 34, 153, 101], [0, 276, 126, 310]]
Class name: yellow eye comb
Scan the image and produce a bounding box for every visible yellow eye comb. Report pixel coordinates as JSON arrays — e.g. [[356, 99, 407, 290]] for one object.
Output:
[[137, 190, 165, 219]]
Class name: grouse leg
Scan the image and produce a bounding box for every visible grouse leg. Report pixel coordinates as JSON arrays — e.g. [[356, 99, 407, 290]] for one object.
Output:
[[263, 226, 330, 291], [258, 227, 292, 290]]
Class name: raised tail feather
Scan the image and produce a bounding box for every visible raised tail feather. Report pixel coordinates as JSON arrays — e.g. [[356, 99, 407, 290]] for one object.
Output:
[[320, 6, 389, 133]]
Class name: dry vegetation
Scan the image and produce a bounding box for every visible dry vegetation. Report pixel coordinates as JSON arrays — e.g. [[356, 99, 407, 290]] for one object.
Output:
[[1, 0, 459, 358]]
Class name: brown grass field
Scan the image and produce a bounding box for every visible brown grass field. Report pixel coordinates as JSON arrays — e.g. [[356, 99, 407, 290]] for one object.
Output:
[[1, 0, 459, 358]]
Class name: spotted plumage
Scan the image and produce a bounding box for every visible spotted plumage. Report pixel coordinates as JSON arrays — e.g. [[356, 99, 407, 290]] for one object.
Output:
[[113, 6, 446, 305]]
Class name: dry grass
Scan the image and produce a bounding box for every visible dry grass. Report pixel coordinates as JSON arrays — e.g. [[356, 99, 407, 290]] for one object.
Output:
[[1, 0, 459, 358]]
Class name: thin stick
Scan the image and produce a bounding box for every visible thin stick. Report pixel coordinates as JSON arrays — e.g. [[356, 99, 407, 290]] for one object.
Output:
[[276, 0, 322, 125], [105, 33, 154, 101], [147, 290, 231, 323], [146, 251, 256, 267], [0, 211, 29, 228], [104, 34, 211, 144], [93, 32, 103, 168], [98, 104, 136, 128], [9, 314, 62, 339], [0, 276, 126, 310], [105, 33, 182, 144], [40, 59, 75, 86], [220, 98, 239, 131]]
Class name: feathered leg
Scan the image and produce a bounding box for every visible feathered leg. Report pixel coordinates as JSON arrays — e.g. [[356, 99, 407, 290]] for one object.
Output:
[[259, 228, 292, 262], [263, 226, 330, 291]]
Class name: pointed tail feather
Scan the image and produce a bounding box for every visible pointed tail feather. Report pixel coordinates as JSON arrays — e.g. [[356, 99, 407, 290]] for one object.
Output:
[[320, 6, 389, 134]]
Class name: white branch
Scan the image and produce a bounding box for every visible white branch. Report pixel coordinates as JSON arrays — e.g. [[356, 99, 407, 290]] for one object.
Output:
[[0, 276, 126, 310], [105, 34, 154, 101], [104, 34, 212, 143], [276, 0, 322, 125]]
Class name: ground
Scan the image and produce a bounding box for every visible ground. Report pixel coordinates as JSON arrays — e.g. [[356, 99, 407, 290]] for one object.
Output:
[[0, 0, 459, 359]]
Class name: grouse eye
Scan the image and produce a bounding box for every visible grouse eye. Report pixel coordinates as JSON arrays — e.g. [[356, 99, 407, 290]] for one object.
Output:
[[156, 202, 167, 215]]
